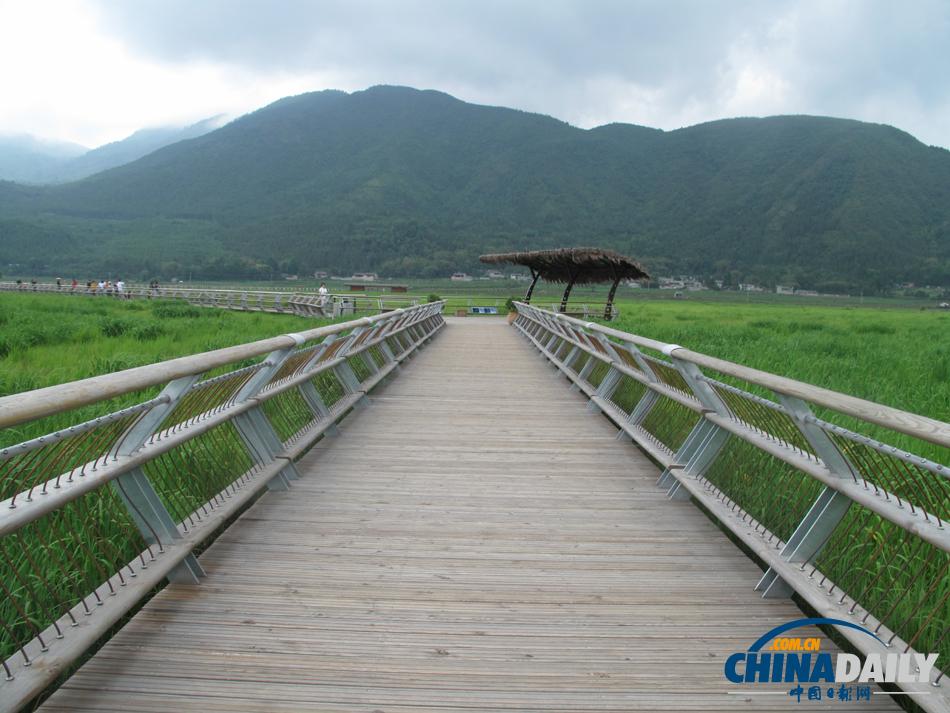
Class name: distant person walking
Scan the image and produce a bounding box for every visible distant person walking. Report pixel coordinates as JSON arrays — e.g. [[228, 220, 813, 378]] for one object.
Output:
[[318, 282, 329, 305], [116, 279, 125, 299]]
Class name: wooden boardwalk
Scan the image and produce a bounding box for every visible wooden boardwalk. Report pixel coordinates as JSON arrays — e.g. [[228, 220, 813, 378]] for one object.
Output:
[[41, 318, 898, 712]]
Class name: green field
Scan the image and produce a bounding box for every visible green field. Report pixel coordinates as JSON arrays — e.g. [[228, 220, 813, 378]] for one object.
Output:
[[3, 289, 947, 431], [611, 300, 950, 416], [0, 292, 331, 394]]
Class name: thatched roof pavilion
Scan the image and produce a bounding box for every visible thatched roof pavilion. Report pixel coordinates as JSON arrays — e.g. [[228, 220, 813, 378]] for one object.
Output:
[[480, 247, 650, 318]]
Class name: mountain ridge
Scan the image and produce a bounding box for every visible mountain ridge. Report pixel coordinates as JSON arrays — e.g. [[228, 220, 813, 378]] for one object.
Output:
[[0, 86, 947, 290]]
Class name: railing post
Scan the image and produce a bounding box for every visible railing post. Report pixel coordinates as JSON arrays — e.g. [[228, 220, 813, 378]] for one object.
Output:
[[651, 345, 734, 501], [541, 321, 563, 356], [555, 346, 580, 378], [754, 394, 857, 598], [332, 328, 372, 409], [612, 340, 664, 444], [110, 374, 207, 584], [586, 333, 624, 414], [232, 334, 308, 491], [292, 334, 343, 436]]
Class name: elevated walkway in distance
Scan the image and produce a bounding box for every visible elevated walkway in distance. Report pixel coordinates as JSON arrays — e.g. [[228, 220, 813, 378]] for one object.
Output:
[[40, 318, 898, 712]]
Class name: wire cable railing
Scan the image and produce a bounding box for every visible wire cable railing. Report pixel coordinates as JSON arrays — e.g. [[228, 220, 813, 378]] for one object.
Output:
[[0, 302, 446, 712], [514, 302, 950, 713]]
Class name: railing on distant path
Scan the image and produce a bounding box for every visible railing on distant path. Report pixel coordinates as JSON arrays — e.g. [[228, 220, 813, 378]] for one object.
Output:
[[542, 301, 618, 320], [515, 302, 950, 712], [0, 282, 422, 318], [0, 302, 445, 712]]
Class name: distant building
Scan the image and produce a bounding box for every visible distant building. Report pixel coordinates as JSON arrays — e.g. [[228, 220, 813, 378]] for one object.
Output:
[[486, 270, 505, 279], [313, 271, 328, 279], [794, 289, 819, 296], [776, 285, 795, 294], [451, 272, 474, 281], [350, 272, 378, 281]]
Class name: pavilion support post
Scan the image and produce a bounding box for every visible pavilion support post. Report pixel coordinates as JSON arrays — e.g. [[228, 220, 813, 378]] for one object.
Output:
[[524, 269, 541, 304], [560, 272, 578, 313], [604, 275, 621, 320]]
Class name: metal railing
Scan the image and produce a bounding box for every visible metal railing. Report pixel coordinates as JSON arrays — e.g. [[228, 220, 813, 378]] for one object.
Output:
[[542, 301, 618, 320], [514, 302, 950, 712], [0, 302, 445, 712], [0, 282, 422, 317]]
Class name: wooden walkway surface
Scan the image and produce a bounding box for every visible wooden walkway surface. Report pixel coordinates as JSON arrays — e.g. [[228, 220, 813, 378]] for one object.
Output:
[[41, 318, 898, 712]]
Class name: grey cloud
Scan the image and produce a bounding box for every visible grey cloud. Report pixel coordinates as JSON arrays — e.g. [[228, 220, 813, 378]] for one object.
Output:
[[92, 1, 779, 86], [91, 0, 950, 146]]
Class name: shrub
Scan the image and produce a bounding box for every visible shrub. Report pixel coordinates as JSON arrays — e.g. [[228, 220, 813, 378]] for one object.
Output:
[[132, 322, 166, 341], [99, 316, 131, 338], [427, 294, 441, 303], [152, 301, 202, 319], [852, 323, 896, 335]]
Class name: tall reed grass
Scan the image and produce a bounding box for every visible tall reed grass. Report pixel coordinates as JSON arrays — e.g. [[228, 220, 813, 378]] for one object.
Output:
[[0, 293, 338, 449], [611, 301, 950, 462]]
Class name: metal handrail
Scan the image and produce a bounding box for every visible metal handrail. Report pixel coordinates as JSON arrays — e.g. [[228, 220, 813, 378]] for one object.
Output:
[[0, 302, 446, 711], [546, 310, 950, 448], [514, 302, 950, 713]]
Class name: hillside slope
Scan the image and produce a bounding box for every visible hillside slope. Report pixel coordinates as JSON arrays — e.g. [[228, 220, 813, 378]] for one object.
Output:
[[0, 86, 948, 288]]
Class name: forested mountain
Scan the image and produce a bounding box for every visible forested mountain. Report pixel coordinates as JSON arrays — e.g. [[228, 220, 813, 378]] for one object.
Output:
[[1, 86, 948, 291]]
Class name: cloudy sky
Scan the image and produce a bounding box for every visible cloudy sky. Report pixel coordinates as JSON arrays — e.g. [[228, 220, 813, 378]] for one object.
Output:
[[1, 0, 948, 150]]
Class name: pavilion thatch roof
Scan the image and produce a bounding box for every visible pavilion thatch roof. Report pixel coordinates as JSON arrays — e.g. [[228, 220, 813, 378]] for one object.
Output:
[[479, 247, 649, 285]]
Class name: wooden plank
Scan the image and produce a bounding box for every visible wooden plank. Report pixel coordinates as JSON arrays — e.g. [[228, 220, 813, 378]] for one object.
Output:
[[38, 318, 900, 712]]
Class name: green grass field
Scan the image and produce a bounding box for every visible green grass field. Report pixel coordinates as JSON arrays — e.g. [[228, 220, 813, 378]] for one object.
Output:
[[3, 289, 947, 433], [0, 292, 332, 396]]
